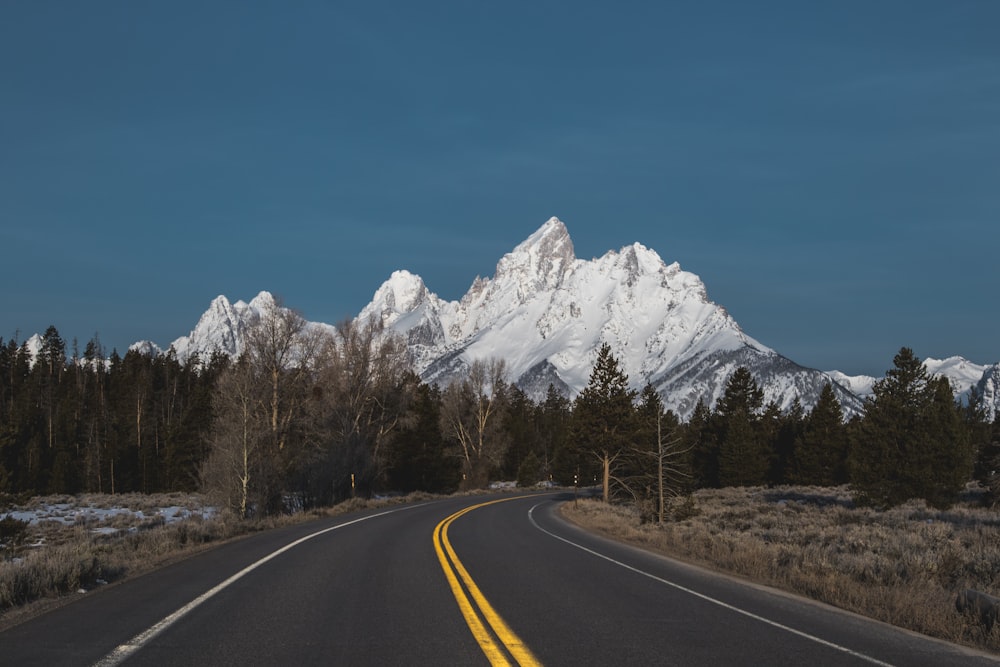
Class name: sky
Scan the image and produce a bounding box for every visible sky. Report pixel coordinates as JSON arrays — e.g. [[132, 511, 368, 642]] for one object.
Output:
[[1, 1, 998, 377]]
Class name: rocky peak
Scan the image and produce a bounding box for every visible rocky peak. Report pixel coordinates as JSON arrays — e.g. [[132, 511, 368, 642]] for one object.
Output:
[[364, 270, 431, 322], [494, 216, 576, 294]]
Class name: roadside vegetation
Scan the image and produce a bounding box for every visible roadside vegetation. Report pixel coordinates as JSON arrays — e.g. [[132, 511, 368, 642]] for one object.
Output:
[[563, 485, 1000, 653], [0, 491, 428, 626]]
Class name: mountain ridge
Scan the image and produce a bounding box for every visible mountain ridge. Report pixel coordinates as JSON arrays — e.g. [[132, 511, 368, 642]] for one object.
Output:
[[125, 216, 996, 421]]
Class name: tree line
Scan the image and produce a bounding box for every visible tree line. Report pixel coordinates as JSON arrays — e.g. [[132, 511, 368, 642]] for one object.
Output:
[[1, 306, 997, 516]]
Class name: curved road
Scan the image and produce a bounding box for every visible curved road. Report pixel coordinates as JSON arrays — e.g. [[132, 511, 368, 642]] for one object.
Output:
[[2, 492, 996, 666]]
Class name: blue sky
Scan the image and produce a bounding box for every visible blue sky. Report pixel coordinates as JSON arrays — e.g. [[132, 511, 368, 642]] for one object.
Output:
[[2, 1, 997, 376]]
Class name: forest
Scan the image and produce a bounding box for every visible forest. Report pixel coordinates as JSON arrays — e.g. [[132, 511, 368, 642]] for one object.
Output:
[[1, 299, 997, 518]]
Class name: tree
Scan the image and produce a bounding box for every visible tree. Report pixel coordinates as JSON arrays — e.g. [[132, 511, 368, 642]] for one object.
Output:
[[542, 385, 573, 485], [384, 381, 459, 493], [201, 355, 267, 518], [439, 358, 510, 489], [202, 297, 321, 515], [715, 367, 770, 487], [685, 399, 718, 488], [242, 296, 319, 456], [849, 347, 974, 509], [768, 398, 803, 485], [313, 317, 415, 501], [500, 386, 542, 481], [569, 344, 637, 502], [626, 384, 688, 522], [788, 384, 848, 486]]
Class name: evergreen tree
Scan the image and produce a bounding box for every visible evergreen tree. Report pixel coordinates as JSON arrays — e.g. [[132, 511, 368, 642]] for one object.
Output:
[[542, 385, 573, 485], [516, 450, 543, 487], [789, 384, 848, 486], [569, 344, 637, 502], [500, 386, 541, 480], [715, 367, 770, 487], [385, 382, 459, 493], [921, 376, 974, 507], [850, 347, 973, 508], [685, 399, 718, 488], [770, 398, 804, 485]]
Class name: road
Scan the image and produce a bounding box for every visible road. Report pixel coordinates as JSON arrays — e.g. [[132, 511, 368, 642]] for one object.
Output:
[[1, 492, 996, 666]]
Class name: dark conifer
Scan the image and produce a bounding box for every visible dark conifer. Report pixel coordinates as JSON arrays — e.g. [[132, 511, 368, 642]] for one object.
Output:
[[715, 367, 770, 487]]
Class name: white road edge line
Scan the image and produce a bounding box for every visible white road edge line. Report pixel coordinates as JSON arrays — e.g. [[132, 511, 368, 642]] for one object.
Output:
[[92, 504, 425, 667], [528, 502, 895, 667]]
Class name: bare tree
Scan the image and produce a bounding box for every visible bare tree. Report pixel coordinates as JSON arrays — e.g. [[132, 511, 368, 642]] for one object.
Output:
[[201, 356, 267, 518], [242, 296, 322, 454], [607, 386, 693, 522], [313, 317, 414, 499], [439, 358, 510, 489], [202, 296, 323, 516]]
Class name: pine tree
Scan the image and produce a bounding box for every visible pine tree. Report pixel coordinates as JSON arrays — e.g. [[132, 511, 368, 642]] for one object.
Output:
[[715, 367, 770, 487], [686, 399, 718, 488], [543, 385, 574, 485], [771, 398, 804, 485], [500, 386, 541, 480], [850, 347, 973, 509], [789, 384, 848, 486], [385, 382, 459, 493], [569, 344, 637, 502]]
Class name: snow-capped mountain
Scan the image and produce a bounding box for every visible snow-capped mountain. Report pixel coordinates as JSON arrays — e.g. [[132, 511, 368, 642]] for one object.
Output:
[[171, 292, 274, 361], [828, 357, 992, 405], [978, 365, 1000, 423], [136, 216, 997, 422], [360, 217, 863, 419], [162, 291, 333, 362]]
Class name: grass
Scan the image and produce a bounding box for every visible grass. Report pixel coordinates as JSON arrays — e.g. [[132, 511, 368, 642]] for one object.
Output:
[[561, 485, 1000, 654], [0, 491, 434, 627]]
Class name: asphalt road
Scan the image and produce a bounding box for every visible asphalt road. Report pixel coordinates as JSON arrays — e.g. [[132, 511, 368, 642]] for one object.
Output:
[[1, 492, 996, 666]]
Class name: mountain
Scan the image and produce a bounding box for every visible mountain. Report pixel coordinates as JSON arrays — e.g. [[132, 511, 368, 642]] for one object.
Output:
[[153, 291, 334, 363], [978, 365, 1000, 423], [359, 217, 863, 419], [828, 357, 993, 408], [140, 216, 996, 422]]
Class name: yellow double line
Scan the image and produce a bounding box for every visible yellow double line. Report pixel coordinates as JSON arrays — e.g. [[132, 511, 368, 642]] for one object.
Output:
[[433, 498, 542, 667]]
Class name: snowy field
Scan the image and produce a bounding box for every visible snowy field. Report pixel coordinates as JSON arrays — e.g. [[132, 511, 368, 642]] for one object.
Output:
[[0, 493, 217, 547]]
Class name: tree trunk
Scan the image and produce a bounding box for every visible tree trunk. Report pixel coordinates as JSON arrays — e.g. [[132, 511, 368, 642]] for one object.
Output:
[[602, 451, 611, 503]]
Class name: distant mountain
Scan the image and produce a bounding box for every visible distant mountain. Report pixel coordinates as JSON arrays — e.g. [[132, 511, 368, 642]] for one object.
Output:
[[978, 365, 1000, 423], [133, 291, 336, 362], [358, 217, 863, 419], [131, 216, 997, 422], [828, 357, 995, 413]]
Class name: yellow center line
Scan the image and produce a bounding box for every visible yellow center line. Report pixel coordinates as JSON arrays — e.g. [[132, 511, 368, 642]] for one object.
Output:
[[433, 497, 543, 667]]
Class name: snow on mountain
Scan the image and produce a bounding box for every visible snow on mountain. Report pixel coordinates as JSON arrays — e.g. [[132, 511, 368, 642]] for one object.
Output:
[[825, 371, 877, 400], [828, 357, 991, 405], [977, 365, 1000, 423], [169, 293, 267, 361], [25, 333, 43, 361], [129, 340, 163, 357], [924, 357, 989, 396], [166, 291, 336, 364], [140, 216, 995, 422], [358, 270, 452, 370], [362, 217, 862, 419]]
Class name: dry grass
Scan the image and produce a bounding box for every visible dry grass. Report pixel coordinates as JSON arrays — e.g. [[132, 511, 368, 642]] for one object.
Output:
[[562, 485, 1000, 654], [0, 491, 434, 626]]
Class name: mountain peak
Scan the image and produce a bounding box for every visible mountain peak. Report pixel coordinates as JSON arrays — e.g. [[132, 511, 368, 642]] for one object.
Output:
[[517, 216, 573, 257], [248, 291, 277, 311], [367, 270, 431, 316], [494, 217, 576, 294]]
